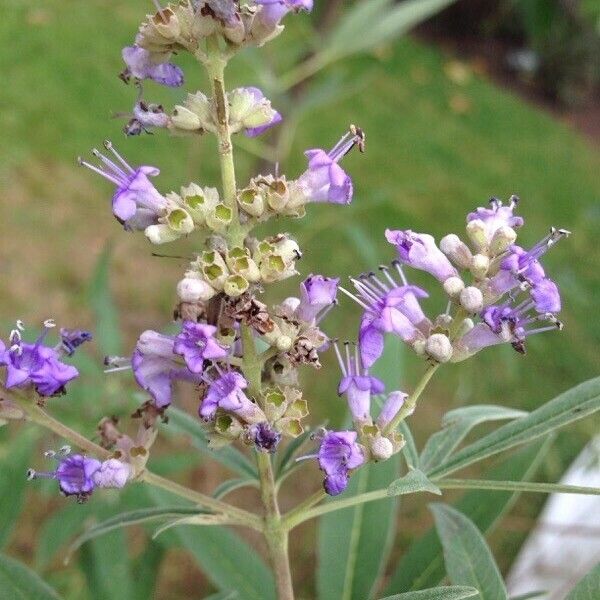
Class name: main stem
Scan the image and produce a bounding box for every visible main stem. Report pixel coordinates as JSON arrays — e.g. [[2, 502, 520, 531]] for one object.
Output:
[[257, 452, 295, 600]]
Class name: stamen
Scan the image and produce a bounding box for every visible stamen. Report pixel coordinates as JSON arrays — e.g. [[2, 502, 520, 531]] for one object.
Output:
[[43, 450, 56, 458], [92, 148, 128, 180], [379, 266, 398, 290], [351, 279, 380, 305], [359, 273, 386, 295], [103, 140, 134, 174], [508, 194, 520, 208], [59, 445, 71, 456], [26, 469, 37, 481], [338, 286, 372, 312], [526, 325, 563, 336], [316, 303, 335, 324], [332, 340, 347, 377], [43, 319, 56, 328], [353, 343, 360, 375], [343, 342, 353, 376], [9, 329, 21, 344], [78, 158, 122, 186], [392, 260, 408, 285], [103, 365, 133, 374], [16, 320, 25, 331], [9, 344, 23, 356]]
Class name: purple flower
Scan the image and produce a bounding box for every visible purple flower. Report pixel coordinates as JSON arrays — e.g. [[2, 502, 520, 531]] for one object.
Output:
[[120, 46, 183, 87], [318, 430, 364, 496], [294, 129, 363, 205], [385, 229, 458, 282], [340, 265, 430, 368], [249, 422, 282, 453], [79, 142, 168, 231], [59, 328, 93, 357], [242, 88, 283, 137], [123, 101, 170, 136], [467, 196, 524, 243], [376, 391, 409, 429], [255, 0, 313, 28], [200, 371, 262, 423], [173, 322, 228, 374], [93, 458, 131, 489], [0, 324, 80, 396], [296, 274, 340, 323], [333, 341, 384, 422], [132, 330, 201, 408]]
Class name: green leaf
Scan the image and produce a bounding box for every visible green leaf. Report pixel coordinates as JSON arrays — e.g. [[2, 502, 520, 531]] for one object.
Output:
[[212, 477, 258, 499], [421, 406, 527, 473], [150, 488, 275, 600], [387, 469, 442, 497], [317, 454, 401, 600], [430, 504, 507, 600], [67, 506, 204, 559], [165, 407, 257, 478], [0, 553, 62, 599], [204, 592, 240, 600], [384, 438, 551, 593], [131, 543, 165, 600], [428, 377, 600, 479], [565, 562, 600, 600], [88, 243, 122, 355], [152, 513, 235, 540], [0, 429, 37, 549], [380, 586, 480, 600], [399, 421, 419, 470]]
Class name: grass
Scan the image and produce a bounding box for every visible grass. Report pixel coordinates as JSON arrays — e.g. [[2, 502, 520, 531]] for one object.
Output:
[[1, 1, 599, 598]]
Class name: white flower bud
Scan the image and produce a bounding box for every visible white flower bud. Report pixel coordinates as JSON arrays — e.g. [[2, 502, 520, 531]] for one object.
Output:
[[276, 335, 293, 352], [370, 436, 394, 461], [144, 223, 182, 245], [184, 91, 213, 130], [443, 276, 465, 298], [440, 234, 473, 269], [425, 333, 453, 363], [171, 105, 202, 131], [466, 219, 488, 251], [489, 225, 517, 256], [470, 254, 490, 278], [459, 286, 484, 313], [177, 277, 215, 303]]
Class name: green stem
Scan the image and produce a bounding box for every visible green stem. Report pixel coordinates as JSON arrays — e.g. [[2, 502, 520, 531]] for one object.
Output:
[[257, 452, 295, 600], [383, 363, 440, 435], [10, 392, 261, 529]]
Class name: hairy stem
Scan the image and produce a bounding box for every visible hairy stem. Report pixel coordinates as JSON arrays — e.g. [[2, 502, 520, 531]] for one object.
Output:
[[9, 391, 261, 529], [257, 451, 295, 600]]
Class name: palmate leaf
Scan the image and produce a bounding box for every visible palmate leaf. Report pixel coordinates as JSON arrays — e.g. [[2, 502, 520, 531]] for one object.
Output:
[[380, 586, 480, 600], [430, 504, 508, 600], [384, 438, 551, 593], [0, 553, 62, 600], [428, 376, 600, 480], [420, 405, 527, 473], [565, 562, 600, 600]]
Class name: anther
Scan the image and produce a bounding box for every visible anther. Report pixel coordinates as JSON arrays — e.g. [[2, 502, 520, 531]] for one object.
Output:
[[44, 450, 56, 458], [26, 469, 37, 481], [16, 320, 25, 331], [43, 319, 56, 328], [59, 445, 72, 456]]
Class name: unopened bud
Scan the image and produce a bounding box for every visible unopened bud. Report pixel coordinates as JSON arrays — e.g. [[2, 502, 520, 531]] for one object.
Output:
[[466, 219, 488, 251], [443, 276, 465, 298], [177, 276, 215, 303], [425, 333, 453, 363], [489, 225, 517, 256], [184, 91, 213, 130], [470, 254, 490, 278], [459, 286, 483, 313], [171, 105, 202, 131], [145, 223, 182, 245], [370, 436, 394, 461], [440, 234, 473, 269]]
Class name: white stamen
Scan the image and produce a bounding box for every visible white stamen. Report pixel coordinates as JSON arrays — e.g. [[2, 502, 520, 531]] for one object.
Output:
[[16, 320, 25, 331], [26, 469, 37, 481], [103, 365, 133, 374], [43, 319, 56, 328], [59, 445, 72, 456], [392, 261, 408, 285], [43, 450, 56, 458], [338, 287, 372, 311], [344, 342, 353, 376], [92, 148, 127, 179], [78, 158, 122, 185], [9, 344, 23, 356], [103, 140, 134, 173], [351, 279, 380, 304], [353, 343, 360, 375], [332, 340, 347, 377], [9, 330, 21, 344], [379, 267, 398, 290]]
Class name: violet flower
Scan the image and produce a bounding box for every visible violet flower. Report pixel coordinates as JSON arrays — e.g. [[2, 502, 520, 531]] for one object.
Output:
[[296, 274, 340, 323], [467, 196, 524, 243], [120, 46, 183, 87], [79, 141, 168, 231], [293, 129, 363, 205], [333, 341, 384, 422], [254, 0, 313, 29], [376, 391, 409, 429], [339, 264, 430, 368], [249, 422, 282, 453], [173, 322, 228, 374], [124, 101, 170, 136], [59, 328, 93, 357], [0, 323, 80, 396], [317, 430, 364, 496], [243, 88, 282, 137], [132, 330, 201, 408], [199, 371, 262, 423], [385, 229, 458, 283]]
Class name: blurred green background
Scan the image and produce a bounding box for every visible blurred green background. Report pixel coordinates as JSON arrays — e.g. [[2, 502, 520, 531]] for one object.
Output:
[[1, 0, 599, 598]]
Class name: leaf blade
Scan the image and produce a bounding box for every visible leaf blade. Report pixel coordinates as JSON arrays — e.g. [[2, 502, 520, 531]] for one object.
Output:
[[565, 562, 600, 600], [380, 586, 480, 600], [0, 553, 62, 600]]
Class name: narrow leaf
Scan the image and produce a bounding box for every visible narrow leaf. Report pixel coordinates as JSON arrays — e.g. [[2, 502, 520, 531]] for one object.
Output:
[[67, 506, 204, 560], [565, 562, 600, 600], [399, 421, 419, 470], [429, 377, 600, 479], [430, 503, 507, 600], [380, 586, 480, 600], [152, 514, 234, 539], [0, 553, 62, 600], [204, 592, 240, 600], [212, 478, 258, 499], [166, 407, 257, 478], [131, 543, 165, 600], [385, 438, 551, 593], [388, 469, 442, 497], [317, 454, 401, 600], [421, 406, 527, 473]]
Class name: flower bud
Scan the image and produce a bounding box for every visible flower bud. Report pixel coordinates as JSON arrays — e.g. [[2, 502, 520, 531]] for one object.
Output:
[[370, 436, 394, 461], [466, 219, 488, 251], [224, 274, 250, 297], [171, 105, 202, 131], [177, 275, 215, 303], [489, 225, 517, 256], [470, 254, 490, 278], [459, 286, 484, 313], [185, 91, 213, 129], [443, 276, 465, 298], [145, 223, 182, 244], [440, 234, 473, 269], [228, 87, 278, 134], [206, 203, 233, 232], [425, 333, 453, 363]]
